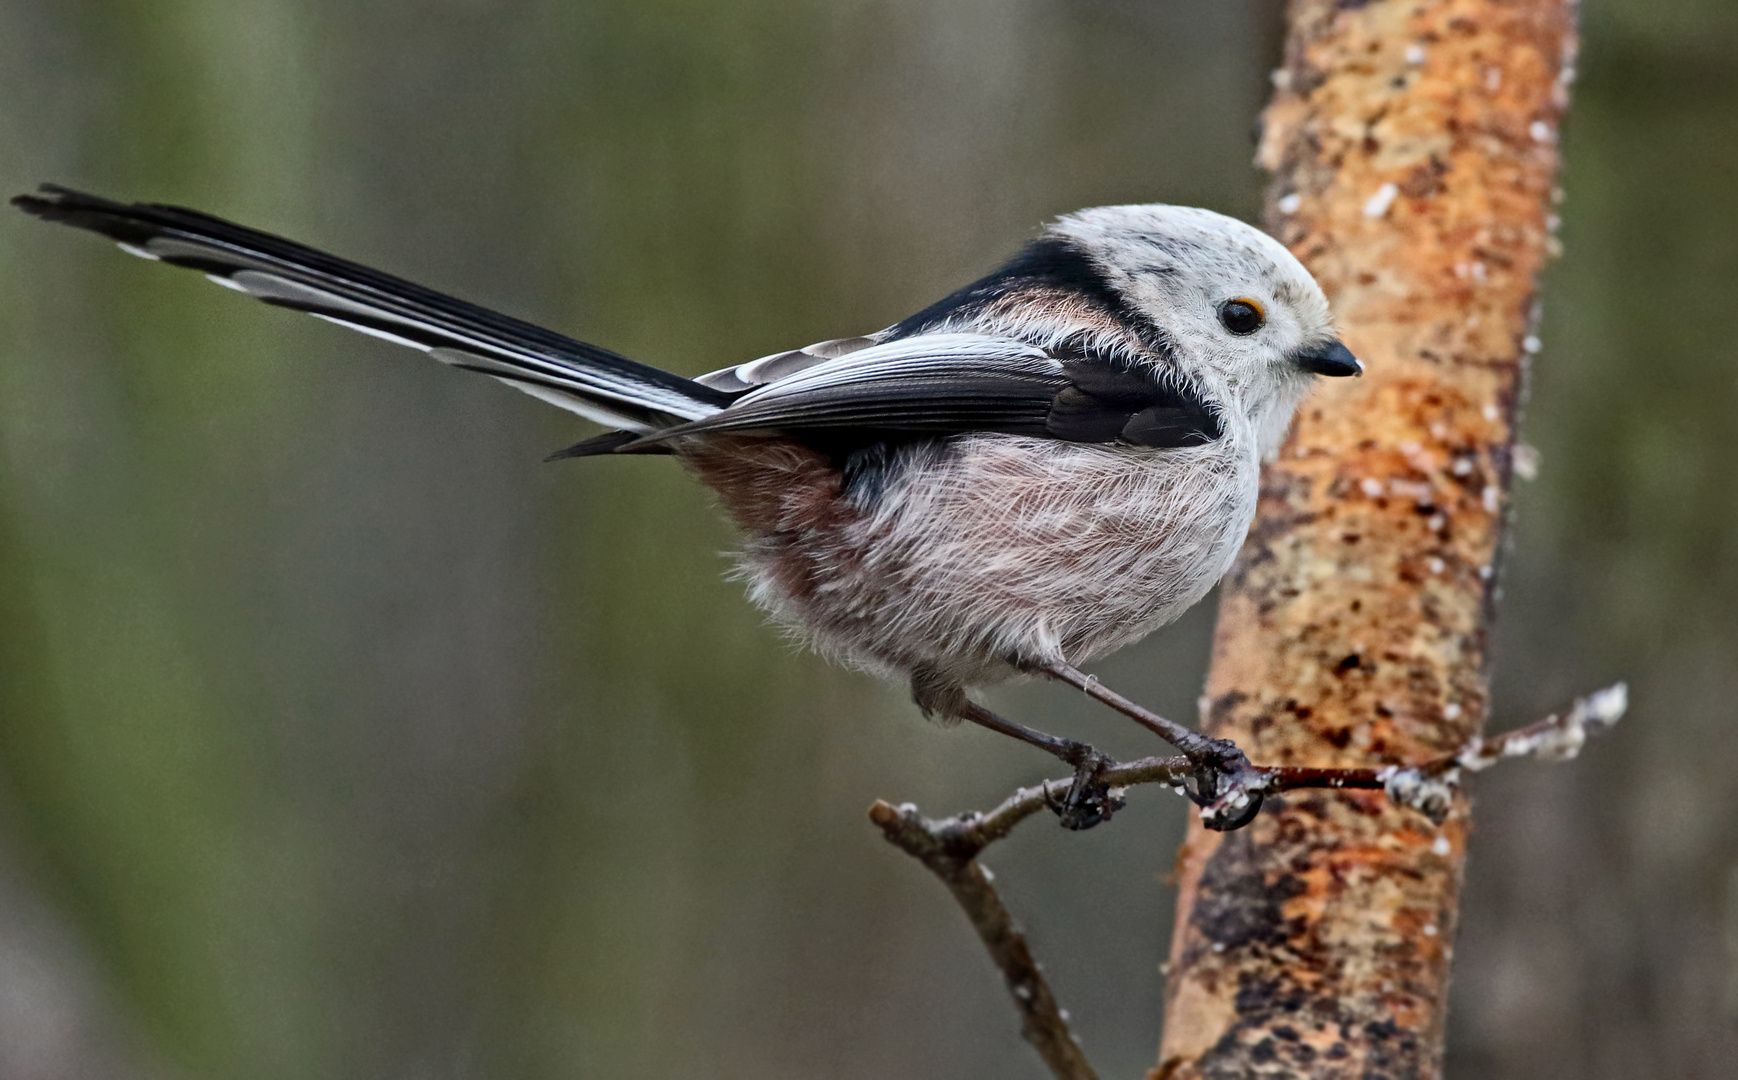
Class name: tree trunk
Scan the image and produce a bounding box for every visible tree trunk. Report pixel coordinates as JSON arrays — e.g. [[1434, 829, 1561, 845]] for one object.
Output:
[[1156, 1, 1576, 1076]]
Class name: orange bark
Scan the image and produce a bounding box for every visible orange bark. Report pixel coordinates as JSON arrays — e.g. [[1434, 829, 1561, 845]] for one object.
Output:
[[1156, 1, 1576, 1076]]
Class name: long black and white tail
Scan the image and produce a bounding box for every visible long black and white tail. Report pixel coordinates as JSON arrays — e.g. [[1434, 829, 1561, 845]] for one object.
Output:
[[11, 185, 734, 433]]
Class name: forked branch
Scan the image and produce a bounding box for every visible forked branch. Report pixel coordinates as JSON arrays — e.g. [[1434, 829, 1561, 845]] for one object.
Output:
[[870, 684, 1625, 1080], [869, 801, 1099, 1080]]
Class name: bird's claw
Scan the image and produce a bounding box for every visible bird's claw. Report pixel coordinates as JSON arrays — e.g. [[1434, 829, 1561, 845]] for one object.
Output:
[[1182, 739, 1268, 831], [1047, 743, 1125, 831]]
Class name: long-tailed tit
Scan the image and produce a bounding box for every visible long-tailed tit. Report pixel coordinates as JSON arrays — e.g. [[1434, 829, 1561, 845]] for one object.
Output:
[[14, 186, 1360, 822]]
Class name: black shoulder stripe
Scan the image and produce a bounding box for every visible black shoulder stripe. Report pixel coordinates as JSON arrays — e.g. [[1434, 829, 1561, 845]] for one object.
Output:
[[885, 237, 1128, 339]]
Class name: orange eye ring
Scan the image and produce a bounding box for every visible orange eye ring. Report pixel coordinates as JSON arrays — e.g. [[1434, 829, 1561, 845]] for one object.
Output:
[[1219, 298, 1265, 335]]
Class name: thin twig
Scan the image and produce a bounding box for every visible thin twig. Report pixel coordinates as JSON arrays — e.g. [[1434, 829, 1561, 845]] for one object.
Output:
[[1051, 680, 1627, 830], [1370, 680, 1630, 819], [882, 683, 1627, 856], [868, 800, 1100, 1080], [869, 683, 1625, 1079]]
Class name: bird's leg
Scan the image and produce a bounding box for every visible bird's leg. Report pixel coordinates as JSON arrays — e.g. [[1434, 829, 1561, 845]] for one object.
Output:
[[1038, 660, 1228, 758], [1038, 660, 1264, 829], [912, 676, 1122, 830], [954, 698, 1124, 831]]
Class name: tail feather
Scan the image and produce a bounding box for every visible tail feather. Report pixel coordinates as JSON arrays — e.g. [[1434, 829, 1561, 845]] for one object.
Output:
[[11, 185, 734, 431]]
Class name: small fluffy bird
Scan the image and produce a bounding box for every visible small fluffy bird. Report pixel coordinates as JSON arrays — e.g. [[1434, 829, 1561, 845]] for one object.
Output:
[[13, 186, 1359, 815]]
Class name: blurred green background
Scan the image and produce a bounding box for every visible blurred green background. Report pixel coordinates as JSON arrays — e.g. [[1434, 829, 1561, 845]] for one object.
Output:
[[0, 1, 1733, 1077]]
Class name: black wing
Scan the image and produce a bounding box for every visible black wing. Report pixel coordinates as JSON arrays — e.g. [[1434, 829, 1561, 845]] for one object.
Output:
[[624, 333, 1221, 450], [1046, 356, 1224, 447]]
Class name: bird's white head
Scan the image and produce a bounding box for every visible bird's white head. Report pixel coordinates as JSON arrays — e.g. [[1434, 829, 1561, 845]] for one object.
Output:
[[1050, 204, 1359, 455]]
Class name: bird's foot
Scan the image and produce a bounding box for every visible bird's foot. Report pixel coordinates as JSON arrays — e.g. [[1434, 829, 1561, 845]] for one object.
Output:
[[1045, 741, 1126, 831], [1184, 737, 1268, 832]]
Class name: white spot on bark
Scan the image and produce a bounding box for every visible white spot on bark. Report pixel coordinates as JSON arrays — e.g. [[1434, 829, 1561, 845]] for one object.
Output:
[[1363, 183, 1399, 219]]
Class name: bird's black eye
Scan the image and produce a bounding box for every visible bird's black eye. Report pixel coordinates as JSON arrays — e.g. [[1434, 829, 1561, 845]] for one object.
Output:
[[1219, 298, 1265, 335]]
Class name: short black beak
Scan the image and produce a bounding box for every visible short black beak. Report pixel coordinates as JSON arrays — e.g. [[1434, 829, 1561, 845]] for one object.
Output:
[[1293, 339, 1363, 377]]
